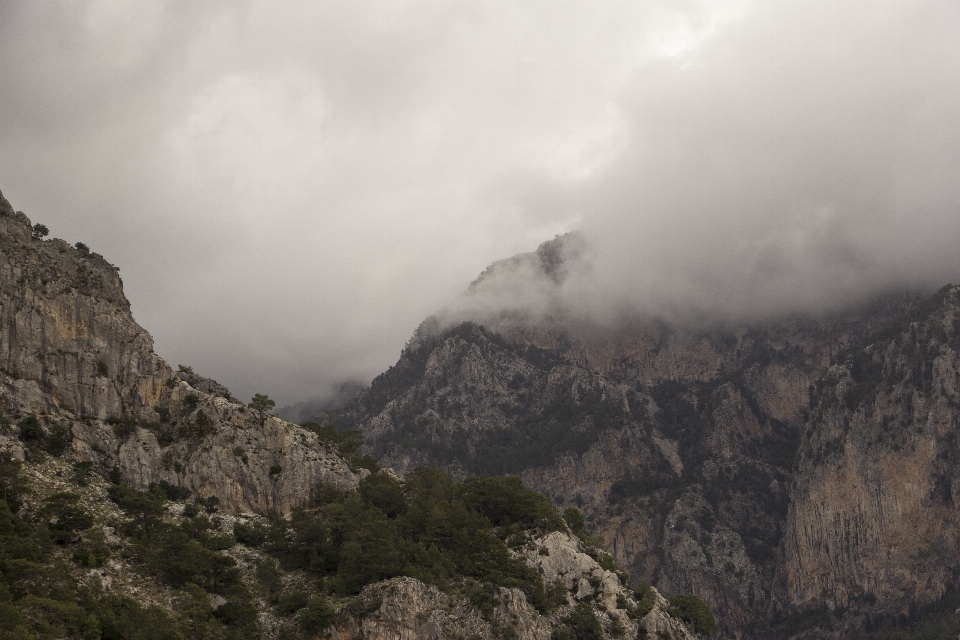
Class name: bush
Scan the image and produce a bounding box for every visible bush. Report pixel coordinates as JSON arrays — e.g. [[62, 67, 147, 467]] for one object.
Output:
[[16, 415, 43, 444], [563, 507, 586, 536], [41, 492, 93, 544], [274, 590, 310, 615], [311, 480, 345, 506], [233, 521, 268, 548], [302, 421, 338, 443], [458, 476, 564, 531], [45, 424, 70, 456], [562, 602, 603, 640], [150, 481, 191, 501], [634, 583, 656, 618], [667, 594, 717, 636], [357, 473, 405, 518], [31, 223, 49, 240], [72, 533, 111, 567], [298, 595, 335, 636]]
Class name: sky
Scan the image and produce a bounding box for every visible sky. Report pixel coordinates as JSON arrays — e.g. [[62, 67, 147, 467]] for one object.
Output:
[[1, 0, 959, 408]]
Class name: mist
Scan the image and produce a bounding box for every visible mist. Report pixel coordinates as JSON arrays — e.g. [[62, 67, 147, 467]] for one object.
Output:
[[1, 1, 959, 406]]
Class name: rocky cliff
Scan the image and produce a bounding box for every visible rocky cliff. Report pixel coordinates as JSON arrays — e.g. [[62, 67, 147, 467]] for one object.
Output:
[[768, 284, 960, 637], [0, 189, 360, 515]]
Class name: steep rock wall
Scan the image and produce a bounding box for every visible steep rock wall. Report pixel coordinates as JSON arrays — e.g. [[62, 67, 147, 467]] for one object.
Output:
[[773, 285, 960, 632], [0, 190, 360, 515]]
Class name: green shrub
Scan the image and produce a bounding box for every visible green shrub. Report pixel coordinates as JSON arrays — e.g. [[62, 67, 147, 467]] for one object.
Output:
[[667, 594, 717, 636], [150, 481, 190, 501], [634, 583, 656, 618], [233, 521, 268, 548], [72, 533, 111, 567], [562, 602, 603, 640], [458, 475, 564, 531], [70, 461, 94, 487], [563, 507, 586, 536], [551, 625, 577, 640], [546, 578, 569, 610], [357, 473, 405, 518], [45, 424, 70, 456], [274, 590, 310, 615], [302, 421, 338, 443], [16, 595, 101, 639], [298, 595, 335, 635], [0, 453, 27, 511], [16, 415, 43, 444], [311, 480, 344, 506], [41, 492, 93, 545]]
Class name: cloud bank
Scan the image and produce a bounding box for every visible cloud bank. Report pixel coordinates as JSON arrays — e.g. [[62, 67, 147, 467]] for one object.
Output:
[[1, 1, 958, 404]]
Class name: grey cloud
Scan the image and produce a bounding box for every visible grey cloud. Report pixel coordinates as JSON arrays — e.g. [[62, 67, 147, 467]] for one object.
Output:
[[1, 1, 958, 405]]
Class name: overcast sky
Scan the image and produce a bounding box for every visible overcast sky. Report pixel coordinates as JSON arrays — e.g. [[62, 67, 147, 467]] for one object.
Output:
[[1, 1, 959, 407]]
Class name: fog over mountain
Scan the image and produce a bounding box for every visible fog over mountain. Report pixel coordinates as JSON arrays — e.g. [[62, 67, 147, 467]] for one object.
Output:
[[1, 1, 958, 405]]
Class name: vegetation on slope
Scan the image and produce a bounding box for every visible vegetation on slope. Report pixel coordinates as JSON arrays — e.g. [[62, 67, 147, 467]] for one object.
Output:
[[3, 428, 719, 640]]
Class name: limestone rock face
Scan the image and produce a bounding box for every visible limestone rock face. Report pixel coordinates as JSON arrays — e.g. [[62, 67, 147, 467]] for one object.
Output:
[[0, 198, 167, 421], [772, 285, 960, 629], [0, 190, 360, 515]]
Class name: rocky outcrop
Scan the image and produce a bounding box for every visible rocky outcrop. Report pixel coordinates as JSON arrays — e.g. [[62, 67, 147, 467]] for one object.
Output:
[[0, 190, 361, 515], [329, 530, 699, 640], [64, 392, 360, 515], [329, 577, 494, 640]]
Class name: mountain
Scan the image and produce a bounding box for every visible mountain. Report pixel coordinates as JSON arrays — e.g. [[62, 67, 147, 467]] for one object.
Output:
[[330, 234, 960, 638], [0, 191, 705, 640]]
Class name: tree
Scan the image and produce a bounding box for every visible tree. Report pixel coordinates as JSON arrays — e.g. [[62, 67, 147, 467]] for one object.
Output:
[[176, 583, 212, 640], [17, 414, 44, 445], [337, 429, 365, 457], [31, 223, 49, 240], [298, 595, 334, 637], [248, 393, 275, 426], [75, 242, 90, 255], [667, 594, 718, 637]]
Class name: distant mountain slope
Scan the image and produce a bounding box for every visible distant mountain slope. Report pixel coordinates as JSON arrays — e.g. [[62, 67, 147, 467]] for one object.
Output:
[[331, 234, 934, 637]]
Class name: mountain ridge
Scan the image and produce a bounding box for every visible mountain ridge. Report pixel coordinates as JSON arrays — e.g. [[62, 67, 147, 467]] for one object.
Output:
[[326, 233, 960, 638]]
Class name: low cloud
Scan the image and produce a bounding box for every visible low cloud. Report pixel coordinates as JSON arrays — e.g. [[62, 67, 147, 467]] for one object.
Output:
[[1, 1, 958, 403]]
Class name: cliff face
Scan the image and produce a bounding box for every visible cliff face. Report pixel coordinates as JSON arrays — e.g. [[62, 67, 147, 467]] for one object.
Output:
[[0, 202, 165, 422], [0, 190, 360, 515], [770, 285, 960, 635], [335, 235, 929, 637]]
